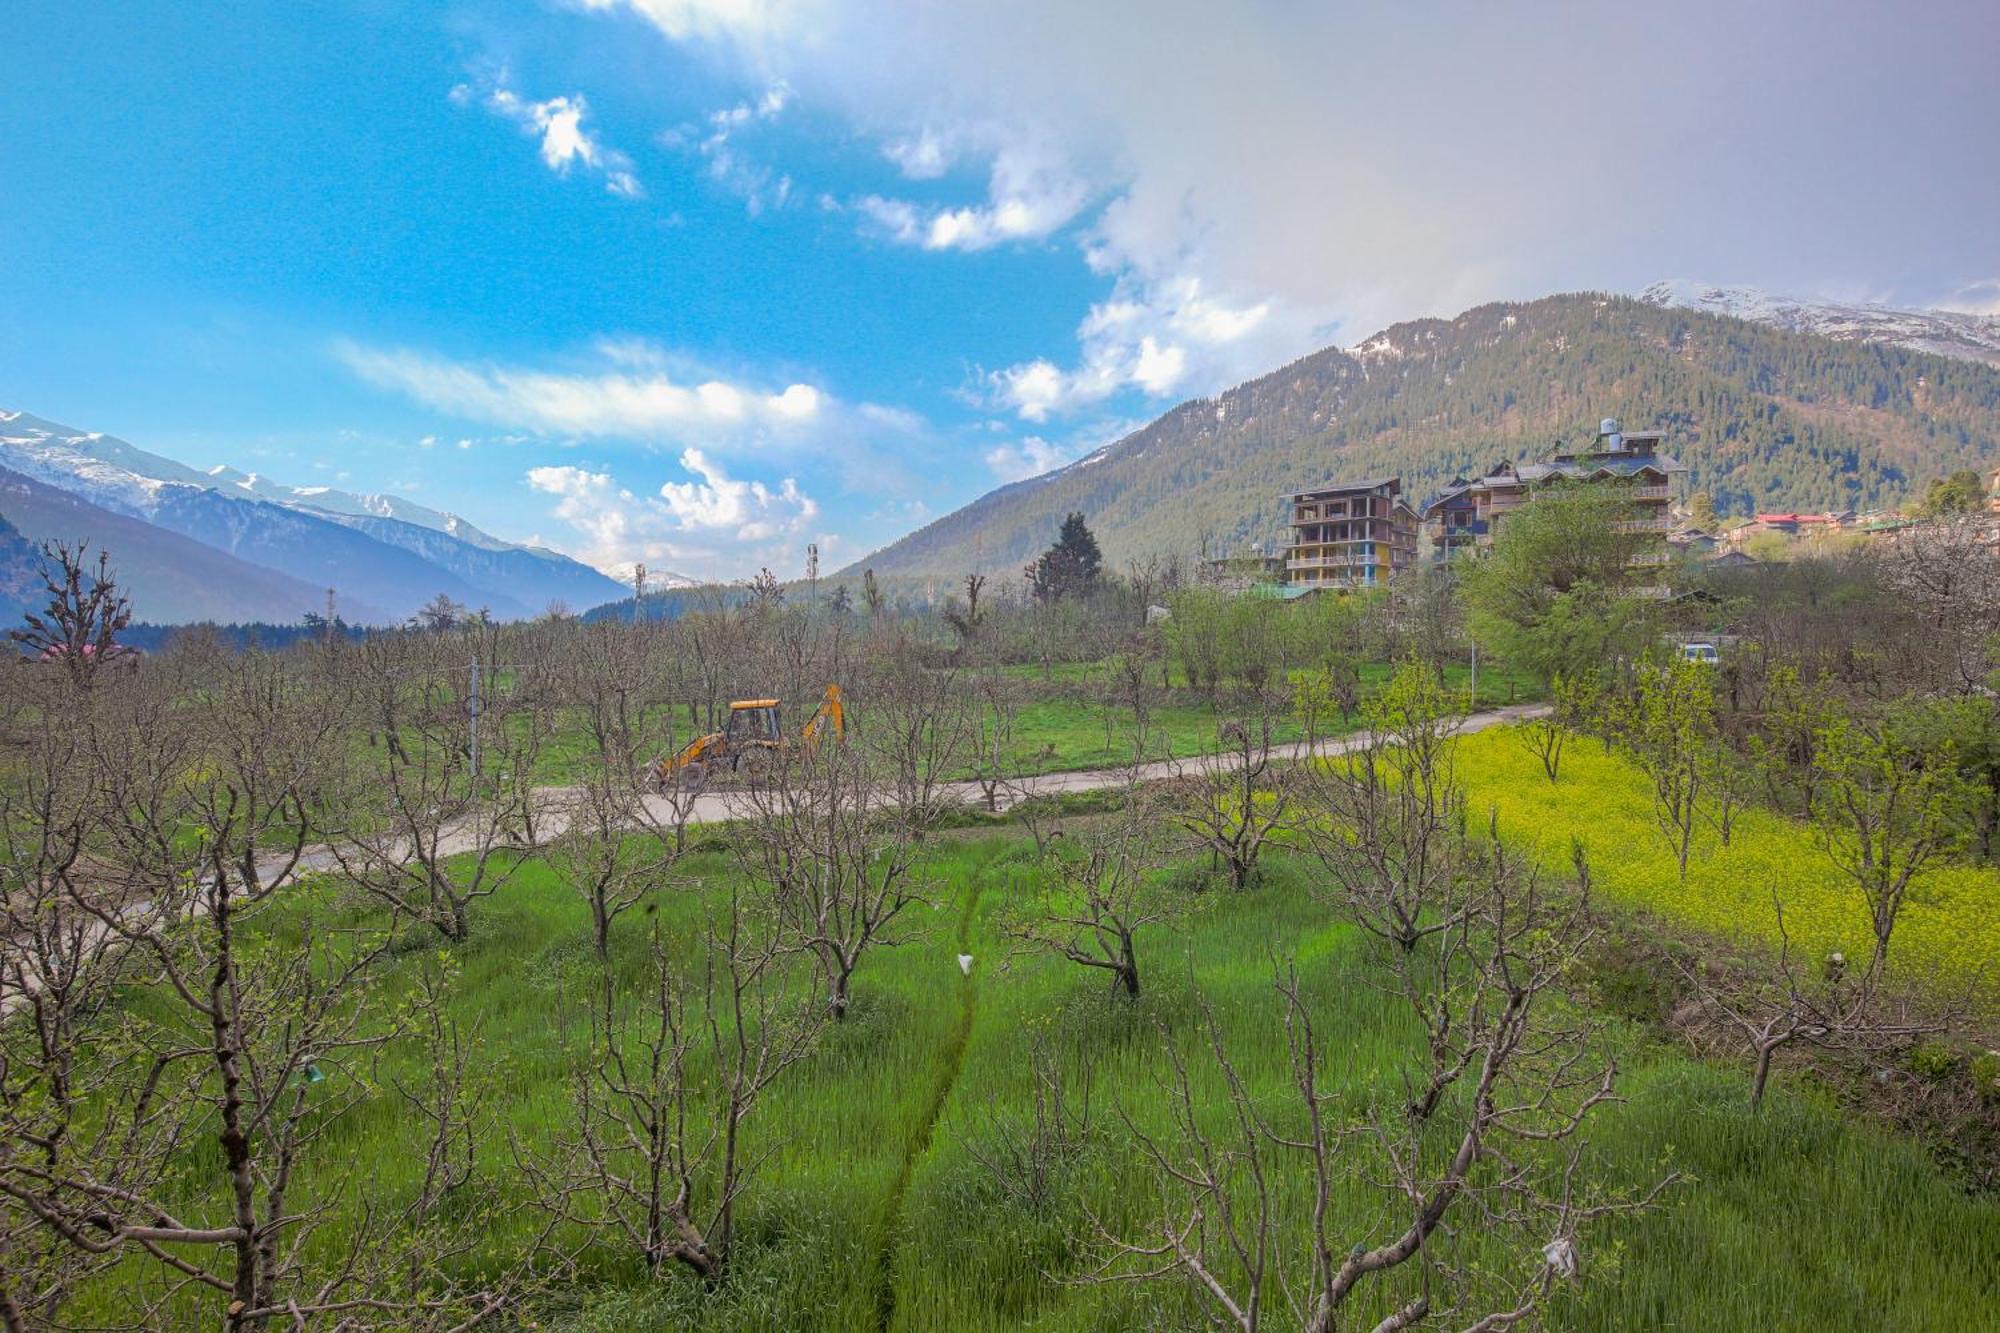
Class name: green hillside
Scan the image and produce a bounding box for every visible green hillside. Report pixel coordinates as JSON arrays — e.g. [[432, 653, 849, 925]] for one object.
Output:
[[848, 293, 2000, 578]]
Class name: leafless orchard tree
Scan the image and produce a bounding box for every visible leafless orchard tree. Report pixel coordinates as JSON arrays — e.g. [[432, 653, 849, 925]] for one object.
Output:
[[541, 622, 683, 956], [962, 1032, 1095, 1212], [1670, 898, 1943, 1112], [332, 635, 544, 942], [1001, 782, 1179, 999], [517, 887, 823, 1282], [730, 738, 932, 1021], [858, 643, 976, 826], [1171, 700, 1296, 891], [968, 665, 1021, 812], [1619, 659, 1717, 879], [0, 668, 133, 1322], [1301, 662, 1467, 952], [1, 649, 502, 1329], [1085, 839, 1677, 1331]]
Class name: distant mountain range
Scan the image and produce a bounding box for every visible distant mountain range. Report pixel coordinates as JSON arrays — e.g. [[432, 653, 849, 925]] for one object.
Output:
[[0, 410, 626, 625], [1639, 279, 2000, 368], [847, 292, 2000, 579]]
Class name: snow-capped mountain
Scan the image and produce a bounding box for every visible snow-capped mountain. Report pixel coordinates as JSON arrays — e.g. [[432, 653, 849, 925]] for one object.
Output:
[[0, 409, 627, 622], [1639, 280, 2000, 368]]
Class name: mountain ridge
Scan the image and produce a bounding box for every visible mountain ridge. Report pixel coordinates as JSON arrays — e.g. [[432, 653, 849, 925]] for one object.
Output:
[[0, 463, 382, 624], [845, 292, 2000, 579], [0, 410, 626, 620], [1638, 279, 2000, 368]]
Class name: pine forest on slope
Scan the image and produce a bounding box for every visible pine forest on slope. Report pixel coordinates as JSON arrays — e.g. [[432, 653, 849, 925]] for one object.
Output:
[[848, 293, 2000, 579]]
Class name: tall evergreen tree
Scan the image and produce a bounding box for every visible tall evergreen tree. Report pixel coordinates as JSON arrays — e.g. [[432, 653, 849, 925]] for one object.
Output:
[[1024, 511, 1104, 602]]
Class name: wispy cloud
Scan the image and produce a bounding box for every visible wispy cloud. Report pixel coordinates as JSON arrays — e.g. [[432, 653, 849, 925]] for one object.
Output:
[[335, 339, 822, 441], [982, 435, 1073, 482], [855, 138, 1086, 252], [662, 82, 795, 213], [454, 73, 642, 198]]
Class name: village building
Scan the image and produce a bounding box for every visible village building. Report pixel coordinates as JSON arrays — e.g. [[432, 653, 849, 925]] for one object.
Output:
[[1282, 476, 1419, 589], [1418, 418, 1685, 594]]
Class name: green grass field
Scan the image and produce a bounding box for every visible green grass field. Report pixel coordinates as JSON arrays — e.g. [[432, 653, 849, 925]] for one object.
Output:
[[57, 822, 2000, 1330]]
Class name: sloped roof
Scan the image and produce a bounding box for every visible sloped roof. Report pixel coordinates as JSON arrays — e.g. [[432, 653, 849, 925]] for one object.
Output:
[[1282, 476, 1401, 499]]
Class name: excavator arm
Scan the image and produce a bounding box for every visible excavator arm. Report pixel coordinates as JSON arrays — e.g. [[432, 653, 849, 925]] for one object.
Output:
[[800, 684, 844, 748]]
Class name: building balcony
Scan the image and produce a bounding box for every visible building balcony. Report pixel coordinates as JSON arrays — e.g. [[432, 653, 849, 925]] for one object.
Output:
[[1287, 555, 1378, 571], [1613, 516, 1676, 533], [1627, 550, 1671, 566], [1630, 484, 1672, 500]]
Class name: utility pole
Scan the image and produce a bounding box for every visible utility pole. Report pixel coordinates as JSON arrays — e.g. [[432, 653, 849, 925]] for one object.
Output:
[[324, 587, 337, 646], [632, 563, 647, 622]]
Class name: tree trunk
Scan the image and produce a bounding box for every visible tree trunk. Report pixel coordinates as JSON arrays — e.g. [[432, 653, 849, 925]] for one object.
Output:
[[1749, 1042, 1776, 1112]]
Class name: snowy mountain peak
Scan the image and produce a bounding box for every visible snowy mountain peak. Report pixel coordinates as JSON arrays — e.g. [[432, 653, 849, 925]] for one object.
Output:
[[1639, 280, 2000, 368]]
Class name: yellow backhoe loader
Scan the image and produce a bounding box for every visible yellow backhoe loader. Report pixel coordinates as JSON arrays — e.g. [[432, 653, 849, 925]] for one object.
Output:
[[649, 684, 844, 791]]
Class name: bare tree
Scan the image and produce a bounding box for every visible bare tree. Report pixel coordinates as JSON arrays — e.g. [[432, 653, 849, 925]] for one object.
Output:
[[1, 649, 501, 1329], [1001, 787, 1177, 999], [333, 637, 544, 942], [1085, 840, 1676, 1331], [1301, 662, 1467, 951], [9, 541, 133, 690], [518, 889, 822, 1282], [1171, 702, 1296, 891], [962, 1033, 1094, 1211], [968, 666, 1021, 813], [0, 669, 132, 1322], [732, 739, 931, 1021], [544, 623, 681, 956], [1671, 898, 1943, 1111]]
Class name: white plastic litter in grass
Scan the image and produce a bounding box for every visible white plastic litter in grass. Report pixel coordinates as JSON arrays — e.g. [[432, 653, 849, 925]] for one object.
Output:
[[957, 954, 974, 976]]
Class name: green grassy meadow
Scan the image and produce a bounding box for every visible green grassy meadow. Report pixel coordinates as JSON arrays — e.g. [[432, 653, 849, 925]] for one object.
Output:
[[62, 809, 2000, 1330]]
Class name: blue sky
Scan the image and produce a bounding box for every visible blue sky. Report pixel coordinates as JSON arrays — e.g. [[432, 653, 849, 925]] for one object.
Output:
[[4, 1, 1997, 580]]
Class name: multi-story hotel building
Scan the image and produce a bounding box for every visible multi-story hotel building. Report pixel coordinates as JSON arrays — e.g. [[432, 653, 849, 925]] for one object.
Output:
[[1283, 476, 1419, 589]]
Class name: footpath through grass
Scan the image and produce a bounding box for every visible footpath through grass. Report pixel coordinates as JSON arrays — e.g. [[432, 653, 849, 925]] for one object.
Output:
[[1452, 726, 2000, 1002]]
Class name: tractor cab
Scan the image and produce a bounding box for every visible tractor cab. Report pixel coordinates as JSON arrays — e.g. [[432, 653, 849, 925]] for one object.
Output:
[[724, 699, 783, 745]]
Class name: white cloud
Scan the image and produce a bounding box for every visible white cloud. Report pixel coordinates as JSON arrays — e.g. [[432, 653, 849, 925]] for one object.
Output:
[[336, 339, 824, 442], [527, 450, 819, 578], [588, 0, 2000, 414], [461, 74, 643, 198], [660, 82, 794, 213], [858, 138, 1087, 252], [883, 127, 953, 179], [982, 436, 1072, 483]]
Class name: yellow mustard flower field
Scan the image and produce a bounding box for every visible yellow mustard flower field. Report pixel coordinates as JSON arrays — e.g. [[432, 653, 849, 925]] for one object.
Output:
[[1453, 727, 2000, 1001]]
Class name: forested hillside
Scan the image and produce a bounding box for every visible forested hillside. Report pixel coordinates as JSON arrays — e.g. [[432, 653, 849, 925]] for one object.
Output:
[[851, 293, 2000, 578]]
